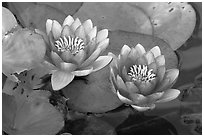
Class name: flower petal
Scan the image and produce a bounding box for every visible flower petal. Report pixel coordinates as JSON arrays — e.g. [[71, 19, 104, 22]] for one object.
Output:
[[48, 33, 60, 53], [51, 51, 63, 67], [70, 18, 81, 32], [156, 66, 166, 83], [88, 26, 97, 41], [120, 45, 131, 60], [136, 55, 148, 65], [156, 89, 180, 103], [96, 29, 108, 43], [135, 43, 146, 55], [108, 52, 119, 69], [156, 69, 179, 91], [117, 91, 134, 104], [72, 66, 93, 76], [60, 51, 74, 63], [46, 19, 53, 35], [75, 25, 86, 41], [121, 66, 131, 81], [128, 47, 138, 62], [139, 80, 157, 96], [125, 81, 139, 94], [63, 15, 74, 26], [60, 62, 77, 72], [72, 50, 86, 65], [148, 62, 157, 74], [86, 38, 97, 57], [82, 19, 93, 34], [92, 56, 112, 72], [128, 93, 148, 105], [80, 47, 101, 68], [150, 46, 161, 58], [155, 55, 165, 67], [110, 67, 118, 92], [145, 51, 155, 65], [131, 104, 155, 112], [97, 38, 109, 53], [51, 71, 74, 90], [146, 92, 164, 102], [42, 60, 58, 73], [116, 75, 128, 97], [61, 25, 74, 38], [52, 20, 62, 39]]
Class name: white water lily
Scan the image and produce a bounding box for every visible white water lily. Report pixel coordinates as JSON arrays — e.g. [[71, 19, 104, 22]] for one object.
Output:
[[43, 15, 112, 90], [110, 43, 180, 111]]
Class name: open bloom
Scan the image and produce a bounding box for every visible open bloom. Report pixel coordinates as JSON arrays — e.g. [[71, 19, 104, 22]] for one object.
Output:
[[44, 15, 112, 90], [110, 44, 180, 111]]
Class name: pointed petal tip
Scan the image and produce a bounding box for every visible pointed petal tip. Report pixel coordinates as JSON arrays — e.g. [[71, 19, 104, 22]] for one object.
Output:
[[51, 71, 75, 91], [63, 15, 74, 26], [96, 29, 109, 43], [150, 46, 161, 58], [92, 55, 113, 72], [135, 43, 146, 54], [46, 19, 53, 35], [117, 91, 133, 104]]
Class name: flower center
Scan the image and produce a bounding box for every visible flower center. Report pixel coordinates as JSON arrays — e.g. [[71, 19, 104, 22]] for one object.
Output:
[[54, 36, 85, 55], [128, 65, 156, 82]]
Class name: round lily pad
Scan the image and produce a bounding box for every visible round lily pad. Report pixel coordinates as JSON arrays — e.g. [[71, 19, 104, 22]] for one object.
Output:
[[132, 2, 196, 50], [74, 3, 153, 35], [2, 7, 18, 36], [62, 31, 178, 113]]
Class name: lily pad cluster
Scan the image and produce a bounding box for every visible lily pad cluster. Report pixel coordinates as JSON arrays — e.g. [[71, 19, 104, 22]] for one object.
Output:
[[2, 2, 198, 134]]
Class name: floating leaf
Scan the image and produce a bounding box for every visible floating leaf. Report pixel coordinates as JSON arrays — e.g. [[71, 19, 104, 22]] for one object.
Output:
[[8, 2, 66, 31], [36, 2, 83, 15], [2, 7, 18, 36], [74, 3, 153, 35], [132, 2, 196, 50], [2, 29, 46, 82], [2, 90, 64, 135]]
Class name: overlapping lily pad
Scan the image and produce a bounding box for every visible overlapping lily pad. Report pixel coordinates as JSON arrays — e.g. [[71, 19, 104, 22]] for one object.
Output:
[[2, 86, 64, 135], [73, 3, 153, 35], [132, 2, 196, 50]]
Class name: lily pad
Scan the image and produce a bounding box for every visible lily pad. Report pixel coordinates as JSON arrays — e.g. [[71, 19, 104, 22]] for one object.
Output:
[[132, 2, 196, 50], [2, 90, 64, 135], [36, 2, 83, 15], [2, 29, 46, 82], [8, 3, 66, 32], [74, 2, 153, 35], [63, 66, 123, 113], [2, 7, 18, 36], [62, 31, 178, 113]]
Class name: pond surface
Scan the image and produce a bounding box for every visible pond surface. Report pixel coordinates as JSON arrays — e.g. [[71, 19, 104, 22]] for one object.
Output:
[[2, 2, 202, 135]]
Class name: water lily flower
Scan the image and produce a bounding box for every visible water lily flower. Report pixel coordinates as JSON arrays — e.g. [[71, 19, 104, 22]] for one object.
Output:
[[44, 15, 112, 90], [109, 44, 180, 111]]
